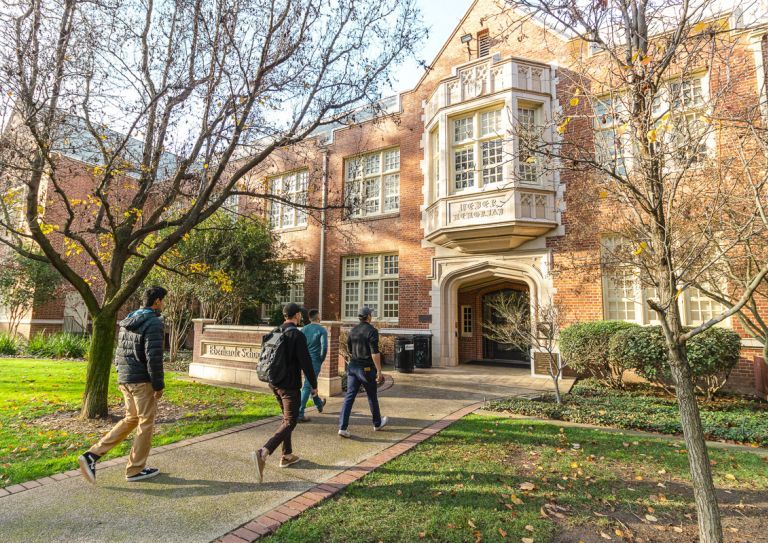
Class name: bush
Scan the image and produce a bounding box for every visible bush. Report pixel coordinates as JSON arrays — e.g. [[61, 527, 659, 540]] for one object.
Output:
[[609, 325, 669, 390], [0, 333, 22, 356], [26, 332, 90, 359], [622, 326, 741, 400], [559, 320, 639, 387]]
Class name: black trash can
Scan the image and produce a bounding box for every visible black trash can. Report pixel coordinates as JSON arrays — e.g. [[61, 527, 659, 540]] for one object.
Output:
[[394, 336, 415, 373], [414, 335, 432, 369]]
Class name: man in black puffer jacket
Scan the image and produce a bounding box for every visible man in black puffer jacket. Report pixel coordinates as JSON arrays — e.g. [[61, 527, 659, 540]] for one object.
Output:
[[78, 286, 167, 484]]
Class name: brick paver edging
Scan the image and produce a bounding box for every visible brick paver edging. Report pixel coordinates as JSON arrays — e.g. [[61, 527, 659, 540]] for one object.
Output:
[[0, 375, 396, 500], [213, 400, 487, 543]]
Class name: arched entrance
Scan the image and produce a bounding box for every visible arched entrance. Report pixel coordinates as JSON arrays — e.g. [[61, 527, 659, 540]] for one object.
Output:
[[432, 258, 549, 369]]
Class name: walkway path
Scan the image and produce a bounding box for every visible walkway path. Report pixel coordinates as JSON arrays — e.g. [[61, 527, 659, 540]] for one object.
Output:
[[0, 366, 562, 543]]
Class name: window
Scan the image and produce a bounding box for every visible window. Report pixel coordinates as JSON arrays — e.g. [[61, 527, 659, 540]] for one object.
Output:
[[268, 171, 308, 229], [685, 287, 724, 326], [461, 305, 473, 337], [594, 97, 630, 175], [517, 107, 538, 183], [478, 31, 491, 57], [450, 106, 504, 192], [345, 148, 400, 218], [342, 254, 399, 320], [601, 237, 724, 326], [264, 262, 305, 317]]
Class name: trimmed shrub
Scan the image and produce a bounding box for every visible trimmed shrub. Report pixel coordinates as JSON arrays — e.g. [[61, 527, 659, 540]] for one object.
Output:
[[26, 332, 90, 359], [0, 333, 22, 356], [620, 325, 741, 400], [609, 325, 669, 390], [559, 320, 640, 387]]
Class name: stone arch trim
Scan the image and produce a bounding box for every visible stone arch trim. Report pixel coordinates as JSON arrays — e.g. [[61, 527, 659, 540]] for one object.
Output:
[[434, 259, 549, 368]]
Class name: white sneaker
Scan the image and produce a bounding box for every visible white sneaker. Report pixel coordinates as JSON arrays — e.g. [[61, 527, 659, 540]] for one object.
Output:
[[374, 416, 389, 431], [338, 429, 351, 439]]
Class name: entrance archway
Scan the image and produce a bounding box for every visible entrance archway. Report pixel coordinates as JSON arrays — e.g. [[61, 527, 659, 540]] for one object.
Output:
[[433, 259, 548, 369]]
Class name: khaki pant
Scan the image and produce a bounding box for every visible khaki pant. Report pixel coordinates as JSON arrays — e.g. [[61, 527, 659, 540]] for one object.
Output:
[[89, 382, 157, 477]]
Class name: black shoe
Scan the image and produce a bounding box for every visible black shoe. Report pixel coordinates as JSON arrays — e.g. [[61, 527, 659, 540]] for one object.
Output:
[[126, 468, 160, 482], [312, 395, 326, 413], [78, 452, 100, 484]]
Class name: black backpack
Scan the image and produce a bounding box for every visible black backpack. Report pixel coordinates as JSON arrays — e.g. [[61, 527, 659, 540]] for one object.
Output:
[[257, 329, 289, 385]]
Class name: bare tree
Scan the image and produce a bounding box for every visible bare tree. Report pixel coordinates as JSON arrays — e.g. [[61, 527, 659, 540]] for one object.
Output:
[[498, 2, 768, 541], [484, 294, 566, 404], [0, 0, 425, 418]]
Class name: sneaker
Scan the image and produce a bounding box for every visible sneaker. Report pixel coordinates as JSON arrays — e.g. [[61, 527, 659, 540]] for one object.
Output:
[[252, 448, 268, 483], [338, 429, 351, 439], [125, 468, 160, 482], [298, 415, 311, 423], [77, 452, 100, 484], [374, 416, 389, 431], [279, 454, 300, 468]]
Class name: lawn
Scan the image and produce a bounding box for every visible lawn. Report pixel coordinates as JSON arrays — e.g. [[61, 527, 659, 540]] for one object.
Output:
[[488, 379, 768, 447], [264, 415, 768, 543], [0, 358, 280, 488]]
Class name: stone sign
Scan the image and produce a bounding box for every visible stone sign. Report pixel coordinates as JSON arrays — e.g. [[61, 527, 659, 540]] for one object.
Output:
[[201, 342, 261, 363], [449, 196, 510, 224]]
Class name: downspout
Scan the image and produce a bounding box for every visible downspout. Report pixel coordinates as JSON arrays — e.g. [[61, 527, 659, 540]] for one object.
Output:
[[318, 148, 329, 317]]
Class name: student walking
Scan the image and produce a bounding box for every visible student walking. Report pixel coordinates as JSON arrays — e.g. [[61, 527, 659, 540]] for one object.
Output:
[[78, 286, 167, 483], [298, 309, 328, 423], [338, 307, 388, 438], [253, 303, 317, 482]]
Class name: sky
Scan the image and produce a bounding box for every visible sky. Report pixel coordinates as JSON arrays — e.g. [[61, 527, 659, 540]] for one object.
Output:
[[390, 0, 475, 93]]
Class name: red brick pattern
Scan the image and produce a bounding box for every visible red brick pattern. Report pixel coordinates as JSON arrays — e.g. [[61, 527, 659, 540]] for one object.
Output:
[[212, 401, 485, 543]]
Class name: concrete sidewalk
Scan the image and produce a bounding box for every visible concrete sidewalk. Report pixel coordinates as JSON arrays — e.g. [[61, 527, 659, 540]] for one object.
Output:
[[0, 366, 558, 543]]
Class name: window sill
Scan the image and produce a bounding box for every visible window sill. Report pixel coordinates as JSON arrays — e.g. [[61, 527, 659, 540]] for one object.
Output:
[[344, 211, 400, 224], [272, 225, 309, 233]]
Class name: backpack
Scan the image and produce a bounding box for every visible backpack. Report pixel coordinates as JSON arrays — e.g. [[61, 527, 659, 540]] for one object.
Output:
[[257, 329, 289, 384]]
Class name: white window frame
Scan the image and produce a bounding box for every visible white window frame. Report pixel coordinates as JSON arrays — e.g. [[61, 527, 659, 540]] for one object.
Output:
[[516, 105, 540, 184], [345, 148, 400, 219], [461, 305, 473, 337], [267, 170, 309, 229], [449, 105, 505, 194], [262, 261, 305, 318], [601, 237, 727, 327], [341, 253, 399, 322]]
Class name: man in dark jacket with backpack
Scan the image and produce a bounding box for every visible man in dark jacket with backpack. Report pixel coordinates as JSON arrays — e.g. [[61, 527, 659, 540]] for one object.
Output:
[[78, 286, 167, 484], [253, 302, 317, 482]]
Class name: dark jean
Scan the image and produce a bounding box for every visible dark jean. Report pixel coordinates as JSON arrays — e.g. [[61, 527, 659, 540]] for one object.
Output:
[[299, 358, 324, 418], [338, 364, 382, 431], [263, 386, 300, 456]]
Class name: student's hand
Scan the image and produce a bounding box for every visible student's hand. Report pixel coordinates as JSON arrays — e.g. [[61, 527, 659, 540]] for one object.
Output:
[[311, 388, 318, 396], [154, 390, 164, 400], [376, 373, 385, 385]]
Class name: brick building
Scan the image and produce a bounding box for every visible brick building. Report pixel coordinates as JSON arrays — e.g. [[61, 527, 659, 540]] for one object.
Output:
[[3, 1, 766, 393], [240, 0, 768, 393]]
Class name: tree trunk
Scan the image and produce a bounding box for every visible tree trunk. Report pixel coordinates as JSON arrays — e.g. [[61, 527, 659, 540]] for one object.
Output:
[[666, 342, 723, 543], [81, 312, 118, 419]]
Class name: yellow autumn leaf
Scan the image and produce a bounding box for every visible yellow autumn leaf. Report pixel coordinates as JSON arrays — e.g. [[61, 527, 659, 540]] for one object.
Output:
[[646, 129, 657, 142], [570, 97, 580, 107], [556, 117, 571, 134], [633, 241, 648, 255], [598, 190, 608, 199]]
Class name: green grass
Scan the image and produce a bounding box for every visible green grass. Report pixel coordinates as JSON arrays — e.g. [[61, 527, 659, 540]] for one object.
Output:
[[488, 379, 768, 446], [0, 358, 280, 487], [264, 414, 768, 543]]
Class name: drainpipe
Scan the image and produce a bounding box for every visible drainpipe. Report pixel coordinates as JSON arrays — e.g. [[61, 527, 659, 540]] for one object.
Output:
[[318, 148, 329, 317]]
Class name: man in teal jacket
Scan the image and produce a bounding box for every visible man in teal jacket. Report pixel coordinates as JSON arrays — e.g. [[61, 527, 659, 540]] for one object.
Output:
[[299, 309, 328, 422]]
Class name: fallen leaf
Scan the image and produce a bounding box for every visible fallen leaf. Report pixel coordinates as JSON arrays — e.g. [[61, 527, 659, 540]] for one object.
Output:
[[419, 532, 425, 539], [525, 525, 534, 532], [615, 528, 624, 537], [673, 527, 684, 533], [468, 520, 476, 529], [725, 473, 736, 481], [520, 482, 536, 491], [645, 514, 658, 522], [498, 527, 507, 538], [522, 539, 534, 543], [600, 532, 612, 540]]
